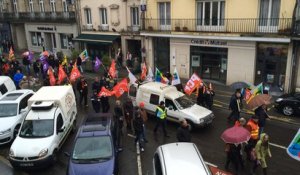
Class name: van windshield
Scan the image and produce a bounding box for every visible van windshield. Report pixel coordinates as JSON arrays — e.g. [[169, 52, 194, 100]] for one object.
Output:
[[19, 119, 54, 138], [174, 95, 194, 110], [0, 103, 18, 117]]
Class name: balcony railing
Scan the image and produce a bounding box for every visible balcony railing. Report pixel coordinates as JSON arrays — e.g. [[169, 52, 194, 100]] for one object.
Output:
[[145, 18, 292, 35], [0, 11, 76, 23]]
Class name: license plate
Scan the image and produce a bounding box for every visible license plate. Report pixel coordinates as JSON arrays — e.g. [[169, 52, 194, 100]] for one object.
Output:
[[20, 163, 34, 167]]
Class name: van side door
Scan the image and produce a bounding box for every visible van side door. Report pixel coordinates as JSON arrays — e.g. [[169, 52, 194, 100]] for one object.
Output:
[[164, 98, 180, 121], [149, 93, 160, 113]]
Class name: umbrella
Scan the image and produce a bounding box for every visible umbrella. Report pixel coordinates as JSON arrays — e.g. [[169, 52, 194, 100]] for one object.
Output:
[[230, 81, 250, 90], [221, 126, 251, 144], [247, 94, 271, 110]]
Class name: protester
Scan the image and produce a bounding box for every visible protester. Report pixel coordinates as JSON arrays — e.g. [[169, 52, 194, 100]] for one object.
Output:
[[176, 118, 191, 142], [114, 100, 124, 152], [252, 133, 272, 175], [92, 77, 101, 93], [153, 101, 169, 137], [245, 115, 260, 161], [197, 83, 206, 107], [255, 104, 270, 136], [13, 69, 24, 89], [22, 56, 31, 75], [123, 98, 134, 132], [139, 102, 148, 143], [101, 94, 110, 113], [228, 90, 242, 122], [225, 143, 244, 174], [205, 83, 215, 110], [79, 77, 88, 107], [133, 109, 145, 152], [91, 90, 101, 113], [234, 117, 247, 127], [76, 56, 83, 73], [33, 60, 40, 78]]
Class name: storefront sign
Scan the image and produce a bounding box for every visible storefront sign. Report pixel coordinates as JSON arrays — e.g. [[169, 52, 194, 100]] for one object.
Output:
[[37, 27, 54, 31], [191, 39, 227, 46]]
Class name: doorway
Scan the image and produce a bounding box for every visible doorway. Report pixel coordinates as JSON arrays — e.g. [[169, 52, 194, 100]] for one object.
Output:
[[44, 33, 56, 51]]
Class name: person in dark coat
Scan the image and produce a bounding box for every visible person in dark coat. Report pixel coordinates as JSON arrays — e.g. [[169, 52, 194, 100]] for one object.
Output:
[[76, 56, 83, 73], [197, 83, 206, 107], [123, 98, 134, 132], [153, 101, 169, 137], [79, 77, 88, 107], [91, 90, 101, 113], [228, 90, 242, 122], [22, 56, 30, 75], [92, 77, 101, 93], [205, 84, 215, 110], [114, 100, 124, 151], [255, 104, 269, 136], [133, 109, 145, 152], [176, 118, 191, 142], [101, 94, 110, 113], [225, 143, 244, 174], [33, 60, 40, 78]]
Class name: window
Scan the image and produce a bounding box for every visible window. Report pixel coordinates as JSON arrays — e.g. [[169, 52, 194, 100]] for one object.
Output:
[[85, 8, 92, 25], [259, 0, 281, 26], [165, 98, 177, 111], [31, 32, 42, 46], [50, 0, 56, 13], [158, 2, 170, 26], [60, 33, 73, 49], [56, 114, 64, 133], [29, 0, 34, 12], [62, 0, 68, 12], [13, 0, 18, 13], [39, 0, 45, 12], [131, 7, 139, 26], [150, 94, 159, 105], [99, 8, 107, 25], [0, 84, 8, 95], [197, 0, 225, 26]]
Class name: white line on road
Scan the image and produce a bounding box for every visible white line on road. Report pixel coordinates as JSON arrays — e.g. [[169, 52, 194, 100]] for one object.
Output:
[[270, 142, 287, 150], [127, 133, 136, 138], [136, 143, 143, 175]]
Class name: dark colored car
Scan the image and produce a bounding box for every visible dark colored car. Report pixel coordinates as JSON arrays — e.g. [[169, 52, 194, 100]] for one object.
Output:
[[274, 92, 300, 116], [66, 113, 118, 175]]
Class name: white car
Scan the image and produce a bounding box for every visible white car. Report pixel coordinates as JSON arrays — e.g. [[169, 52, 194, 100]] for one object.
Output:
[[0, 89, 34, 145], [0, 76, 16, 98]]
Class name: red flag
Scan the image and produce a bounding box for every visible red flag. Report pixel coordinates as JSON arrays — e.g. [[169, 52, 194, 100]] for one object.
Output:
[[69, 64, 81, 83], [244, 89, 252, 101], [112, 78, 128, 98], [184, 73, 202, 95], [141, 62, 147, 80], [48, 67, 56, 86], [109, 59, 116, 78], [98, 87, 115, 97], [58, 65, 67, 84], [9, 46, 14, 60]]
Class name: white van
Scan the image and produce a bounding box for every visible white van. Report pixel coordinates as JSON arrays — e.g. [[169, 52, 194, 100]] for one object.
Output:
[[0, 90, 34, 145], [9, 86, 77, 168], [153, 142, 212, 175], [0, 76, 16, 98], [129, 82, 214, 128]]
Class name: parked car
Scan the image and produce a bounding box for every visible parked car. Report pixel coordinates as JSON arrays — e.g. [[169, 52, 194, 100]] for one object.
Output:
[[0, 89, 34, 145], [128, 82, 214, 129], [0, 76, 16, 98], [153, 142, 212, 175], [275, 92, 300, 116], [9, 86, 77, 169], [66, 113, 118, 175]]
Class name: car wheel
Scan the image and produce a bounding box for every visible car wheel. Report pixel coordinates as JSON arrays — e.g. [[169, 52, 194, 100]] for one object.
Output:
[[13, 125, 21, 138], [282, 106, 294, 116]]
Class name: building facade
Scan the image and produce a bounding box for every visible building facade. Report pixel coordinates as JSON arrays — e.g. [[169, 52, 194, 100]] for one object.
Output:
[[142, 0, 296, 94], [0, 0, 77, 55]]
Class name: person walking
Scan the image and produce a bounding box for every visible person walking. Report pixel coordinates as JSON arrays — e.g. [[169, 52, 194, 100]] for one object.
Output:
[[228, 90, 242, 122], [225, 143, 244, 174], [33, 60, 40, 78], [153, 101, 169, 137], [133, 110, 145, 152], [101, 94, 110, 113], [92, 77, 101, 93], [197, 83, 206, 107], [252, 133, 272, 175], [114, 100, 124, 152], [255, 104, 270, 136], [13, 69, 24, 89], [245, 115, 260, 161], [76, 56, 83, 73], [205, 83, 215, 110], [22, 56, 31, 75], [79, 77, 88, 107], [234, 117, 247, 127], [176, 118, 191, 142], [139, 102, 148, 143], [123, 98, 134, 132], [91, 90, 101, 113]]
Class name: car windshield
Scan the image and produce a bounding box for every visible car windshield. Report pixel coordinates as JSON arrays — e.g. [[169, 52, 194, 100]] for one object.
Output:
[[0, 103, 18, 117], [174, 95, 194, 110], [19, 119, 54, 138], [72, 136, 112, 161]]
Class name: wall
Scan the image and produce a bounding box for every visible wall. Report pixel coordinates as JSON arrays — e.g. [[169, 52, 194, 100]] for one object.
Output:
[[170, 38, 190, 79], [13, 24, 27, 50]]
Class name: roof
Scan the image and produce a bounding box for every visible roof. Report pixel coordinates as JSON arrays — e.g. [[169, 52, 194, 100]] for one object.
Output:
[[0, 76, 12, 84], [73, 34, 120, 44], [0, 89, 33, 102], [158, 142, 211, 175], [139, 82, 177, 94], [26, 108, 57, 120], [29, 86, 72, 102]]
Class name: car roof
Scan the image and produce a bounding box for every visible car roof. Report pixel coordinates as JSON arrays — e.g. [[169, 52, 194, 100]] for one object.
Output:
[[78, 113, 113, 137], [158, 142, 211, 175], [139, 82, 178, 94], [0, 76, 12, 84], [0, 89, 33, 103]]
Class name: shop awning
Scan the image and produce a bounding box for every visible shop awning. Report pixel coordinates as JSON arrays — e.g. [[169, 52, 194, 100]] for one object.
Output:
[[73, 34, 120, 44]]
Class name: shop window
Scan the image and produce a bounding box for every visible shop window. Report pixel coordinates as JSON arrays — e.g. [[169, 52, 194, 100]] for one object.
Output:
[[31, 32, 42, 47], [60, 34, 73, 49], [197, 0, 225, 26], [150, 94, 159, 105], [131, 7, 139, 26]]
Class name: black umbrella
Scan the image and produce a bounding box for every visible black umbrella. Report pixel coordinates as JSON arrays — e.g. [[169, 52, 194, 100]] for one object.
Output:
[[230, 81, 249, 90]]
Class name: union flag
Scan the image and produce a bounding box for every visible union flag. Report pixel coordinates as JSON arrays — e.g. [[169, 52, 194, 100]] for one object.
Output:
[[98, 87, 115, 97], [57, 65, 67, 84], [48, 67, 56, 86], [69, 64, 81, 83], [108, 59, 116, 78], [112, 78, 128, 98]]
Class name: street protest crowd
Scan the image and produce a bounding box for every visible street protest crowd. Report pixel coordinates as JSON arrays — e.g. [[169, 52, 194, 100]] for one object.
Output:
[[0, 45, 273, 175]]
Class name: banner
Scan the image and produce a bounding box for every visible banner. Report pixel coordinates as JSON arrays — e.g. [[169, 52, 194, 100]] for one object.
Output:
[[98, 87, 115, 97], [94, 56, 102, 71], [8, 46, 14, 60], [79, 49, 89, 62], [141, 62, 147, 80], [171, 67, 181, 85], [184, 73, 202, 95], [109, 59, 116, 78], [58, 65, 67, 84], [113, 78, 128, 98], [287, 129, 300, 161], [48, 67, 56, 86], [69, 64, 81, 83], [146, 66, 154, 81], [126, 66, 137, 84]]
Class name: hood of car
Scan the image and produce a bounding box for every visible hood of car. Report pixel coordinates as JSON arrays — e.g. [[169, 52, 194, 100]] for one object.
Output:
[[0, 116, 19, 131], [181, 104, 212, 119], [68, 157, 115, 175]]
